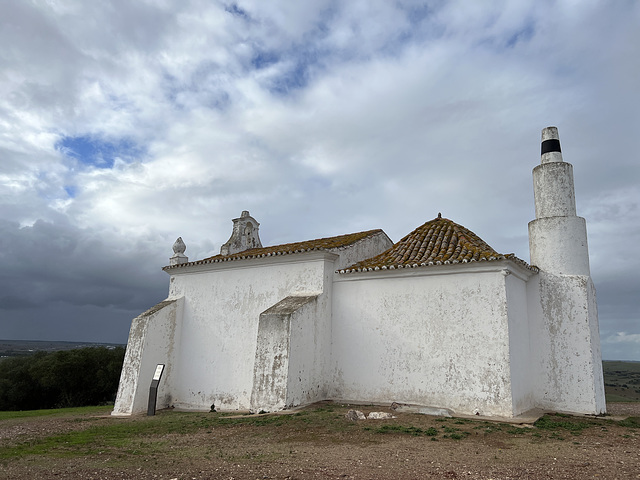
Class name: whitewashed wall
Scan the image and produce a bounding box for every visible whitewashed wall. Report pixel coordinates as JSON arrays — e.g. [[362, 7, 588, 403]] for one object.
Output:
[[285, 262, 334, 407], [330, 262, 530, 417], [112, 298, 183, 415], [527, 273, 606, 414], [251, 295, 319, 412], [504, 271, 535, 415], [332, 231, 393, 270], [166, 252, 335, 411]]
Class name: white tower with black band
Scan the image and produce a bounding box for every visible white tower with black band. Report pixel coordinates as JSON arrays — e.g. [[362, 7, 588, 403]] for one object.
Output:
[[528, 126, 606, 414], [529, 127, 590, 275]]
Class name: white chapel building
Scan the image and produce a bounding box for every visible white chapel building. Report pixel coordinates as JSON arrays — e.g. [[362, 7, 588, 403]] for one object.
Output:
[[113, 127, 606, 418]]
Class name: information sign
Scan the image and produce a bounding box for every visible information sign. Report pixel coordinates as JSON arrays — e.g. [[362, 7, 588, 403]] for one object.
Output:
[[147, 364, 165, 416], [153, 364, 164, 381]]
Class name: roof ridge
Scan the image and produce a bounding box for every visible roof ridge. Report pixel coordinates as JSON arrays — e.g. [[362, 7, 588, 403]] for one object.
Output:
[[164, 229, 386, 270]]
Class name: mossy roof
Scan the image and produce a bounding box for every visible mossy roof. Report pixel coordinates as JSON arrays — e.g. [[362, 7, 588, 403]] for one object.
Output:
[[164, 229, 385, 270], [338, 214, 535, 273]]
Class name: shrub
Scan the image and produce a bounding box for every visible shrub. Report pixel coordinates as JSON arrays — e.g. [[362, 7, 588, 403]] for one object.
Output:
[[0, 347, 125, 411]]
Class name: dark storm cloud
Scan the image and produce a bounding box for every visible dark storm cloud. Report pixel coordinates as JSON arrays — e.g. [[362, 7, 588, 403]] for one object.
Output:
[[0, 217, 167, 342]]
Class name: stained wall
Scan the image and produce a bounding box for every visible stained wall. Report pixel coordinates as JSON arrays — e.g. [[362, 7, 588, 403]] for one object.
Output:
[[330, 261, 534, 417]]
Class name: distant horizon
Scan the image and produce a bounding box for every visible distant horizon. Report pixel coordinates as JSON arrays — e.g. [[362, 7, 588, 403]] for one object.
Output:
[[0, 338, 125, 345], [1, 338, 637, 363]]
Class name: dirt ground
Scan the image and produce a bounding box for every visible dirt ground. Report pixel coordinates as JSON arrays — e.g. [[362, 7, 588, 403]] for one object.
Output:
[[1, 402, 639, 480]]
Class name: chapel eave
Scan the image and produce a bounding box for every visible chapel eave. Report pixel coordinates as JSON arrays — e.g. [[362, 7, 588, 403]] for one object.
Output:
[[337, 254, 538, 275], [162, 229, 388, 273]]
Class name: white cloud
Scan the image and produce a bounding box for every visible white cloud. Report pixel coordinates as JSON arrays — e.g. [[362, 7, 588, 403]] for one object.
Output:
[[604, 333, 640, 345], [601, 332, 640, 361]]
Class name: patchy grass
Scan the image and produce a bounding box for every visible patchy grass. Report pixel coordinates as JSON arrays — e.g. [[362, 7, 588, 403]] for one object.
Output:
[[368, 424, 426, 436], [0, 406, 355, 462], [0, 405, 112, 421], [473, 422, 503, 434], [533, 414, 594, 436], [366, 423, 441, 438], [1, 402, 639, 467], [617, 416, 640, 429], [440, 424, 470, 440]]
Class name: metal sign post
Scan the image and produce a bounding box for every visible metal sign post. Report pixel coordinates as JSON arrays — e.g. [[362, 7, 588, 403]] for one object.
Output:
[[147, 364, 165, 416]]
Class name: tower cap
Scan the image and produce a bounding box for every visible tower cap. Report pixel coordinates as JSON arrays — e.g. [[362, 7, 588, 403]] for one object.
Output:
[[541, 126, 563, 163]]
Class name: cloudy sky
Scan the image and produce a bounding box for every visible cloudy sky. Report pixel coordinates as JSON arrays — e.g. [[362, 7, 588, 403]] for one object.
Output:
[[1, 1, 638, 360]]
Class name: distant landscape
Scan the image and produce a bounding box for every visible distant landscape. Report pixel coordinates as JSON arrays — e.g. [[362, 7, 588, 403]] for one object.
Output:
[[603, 360, 640, 402], [0, 340, 126, 411], [0, 339, 125, 359]]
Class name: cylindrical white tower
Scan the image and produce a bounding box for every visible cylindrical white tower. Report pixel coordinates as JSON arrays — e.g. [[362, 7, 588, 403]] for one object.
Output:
[[527, 126, 605, 415], [528, 127, 590, 276]]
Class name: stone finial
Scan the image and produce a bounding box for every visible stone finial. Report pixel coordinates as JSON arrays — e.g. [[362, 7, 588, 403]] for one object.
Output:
[[173, 237, 186, 255], [220, 211, 263, 256], [170, 237, 188, 265]]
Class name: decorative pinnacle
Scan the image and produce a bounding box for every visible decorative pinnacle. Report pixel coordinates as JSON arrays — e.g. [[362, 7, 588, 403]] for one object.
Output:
[[170, 237, 188, 266], [220, 211, 262, 256], [172, 237, 186, 255]]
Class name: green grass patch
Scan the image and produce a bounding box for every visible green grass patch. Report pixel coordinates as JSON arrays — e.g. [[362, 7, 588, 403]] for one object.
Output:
[[0, 406, 355, 462], [506, 427, 527, 435], [617, 416, 640, 429], [441, 426, 460, 433], [368, 424, 439, 437], [453, 418, 472, 424], [0, 414, 199, 460], [474, 423, 503, 434], [533, 414, 593, 435], [371, 424, 425, 436], [0, 405, 112, 421]]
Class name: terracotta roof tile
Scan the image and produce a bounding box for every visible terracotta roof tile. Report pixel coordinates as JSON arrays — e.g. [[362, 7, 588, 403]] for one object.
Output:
[[164, 229, 385, 270], [339, 215, 536, 273]]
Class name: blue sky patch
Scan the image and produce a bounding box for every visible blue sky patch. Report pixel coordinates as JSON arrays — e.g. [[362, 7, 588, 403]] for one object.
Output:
[[225, 3, 250, 20], [64, 185, 77, 198], [269, 61, 310, 95], [56, 135, 144, 169], [252, 50, 280, 70], [506, 22, 535, 48], [265, 46, 326, 96], [404, 3, 434, 27]]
